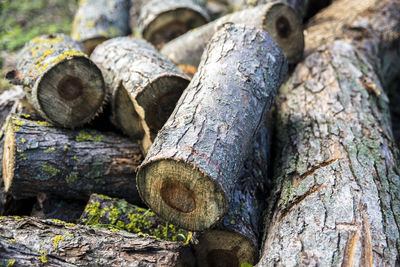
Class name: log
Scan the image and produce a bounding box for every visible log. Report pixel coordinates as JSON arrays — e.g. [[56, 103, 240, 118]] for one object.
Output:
[[2, 115, 143, 203], [90, 37, 190, 154], [258, 0, 400, 264], [129, 0, 144, 36], [71, 0, 130, 55], [0, 216, 196, 266], [139, 0, 210, 48], [194, 119, 271, 267], [79, 193, 192, 243], [6, 34, 106, 128], [137, 24, 287, 231], [389, 75, 400, 147], [0, 86, 25, 130], [160, 2, 303, 69]]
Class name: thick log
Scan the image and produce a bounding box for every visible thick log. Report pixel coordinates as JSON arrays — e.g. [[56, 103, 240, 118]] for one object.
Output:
[[2, 115, 143, 203], [71, 0, 130, 55], [129, 0, 144, 35], [0, 216, 196, 266], [79, 193, 192, 243], [160, 2, 303, 68], [90, 37, 190, 154], [137, 24, 287, 231], [194, 120, 270, 267], [6, 34, 106, 128], [139, 0, 210, 48]]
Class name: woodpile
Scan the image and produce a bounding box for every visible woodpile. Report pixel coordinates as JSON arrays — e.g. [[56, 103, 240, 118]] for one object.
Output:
[[1, 0, 399, 266]]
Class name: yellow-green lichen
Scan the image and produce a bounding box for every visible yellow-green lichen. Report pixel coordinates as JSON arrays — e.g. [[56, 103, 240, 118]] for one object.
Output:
[[51, 233, 72, 250], [66, 172, 78, 183], [72, 155, 80, 162], [19, 152, 27, 161], [20, 138, 26, 143], [7, 239, 16, 242], [63, 145, 70, 151], [37, 250, 47, 263], [13, 119, 23, 132], [51, 219, 75, 227], [86, 20, 96, 28], [75, 131, 92, 142], [35, 121, 53, 127], [6, 259, 15, 267], [43, 147, 55, 153], [42, 164, 60, 176], [93, 135, 104, 142]]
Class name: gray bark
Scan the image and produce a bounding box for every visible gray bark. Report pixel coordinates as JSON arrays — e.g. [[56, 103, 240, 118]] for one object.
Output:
[[71, 0, 130, 54], [0, 216, 196, 267], [3, 115, 143, 204], [137, 24, 287, 231], [160, 2, 303, 67], [6, 34, 106, 128], [90, 37, 190, 154]]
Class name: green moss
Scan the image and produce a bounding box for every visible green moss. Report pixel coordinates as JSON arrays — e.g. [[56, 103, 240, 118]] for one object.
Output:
[[75, 131, 92, 142], [43, 147, 55, 153], [93, 135, 104, 142], [66, 172, 78, 183], [42, 163, 60, 176], [84, 162, 103, 181]]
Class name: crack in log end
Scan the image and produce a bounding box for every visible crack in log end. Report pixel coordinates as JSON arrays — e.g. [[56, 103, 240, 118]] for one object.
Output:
[[161, 180, 196, 213], [3, 117, 16, 192], [276, 16, 292, 39], [207, 249, 239, 267], [293, 158, 339, 188], [57, 75, 83, 101], [342, 231, 359, 267]]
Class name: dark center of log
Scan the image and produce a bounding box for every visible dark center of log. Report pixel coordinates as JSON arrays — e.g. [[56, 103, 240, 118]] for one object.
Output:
[[160, 180, 196, 213], [276, 16, 291, 39], [207, 249, 239, 267], [150, 21, 188, 49], [57, 75, 84, 101]]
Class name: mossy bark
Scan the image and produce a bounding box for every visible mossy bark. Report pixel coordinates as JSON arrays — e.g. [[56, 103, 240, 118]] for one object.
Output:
[[71, 0, 130, 55], [139, 0, 210, 48], [137, 24, 287, 231], [79, 193, 191, 243], [90, 37, 190, 154], [6, 34, 106, 128], [160, 2, 303, 68], [2, 115, 143, 204], [0, 216, 196, 267]]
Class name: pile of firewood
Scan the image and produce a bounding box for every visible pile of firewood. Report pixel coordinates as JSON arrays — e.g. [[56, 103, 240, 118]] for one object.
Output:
[[1, 0, 399, 266]]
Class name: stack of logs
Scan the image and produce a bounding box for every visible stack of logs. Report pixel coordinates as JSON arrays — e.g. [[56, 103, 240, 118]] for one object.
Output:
[[1, 0, 399, 266]]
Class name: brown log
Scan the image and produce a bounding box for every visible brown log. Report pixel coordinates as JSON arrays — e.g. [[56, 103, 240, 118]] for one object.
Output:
[[71, 0, 130, 55], [139, 0, 210, 48], [160, 2, 304, 69], [90, 37, 190, 154], [0, 216, 196, 266], [79, 193, 192, 243], [257, 0, 400, 265], [6, 34, 106, 128], [2, 115, 143, 203], [137, 24, 287, 231]]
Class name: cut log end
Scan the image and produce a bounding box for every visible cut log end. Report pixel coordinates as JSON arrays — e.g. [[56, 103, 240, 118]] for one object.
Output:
[[263, 2, 304, 64], [194, 230, 257, 267], [37, 56, 105, 127], [83, 37, 108, 55], [137, 159, 227, 231], [3, 117, 16, 192], [143, 9, 208, 48]]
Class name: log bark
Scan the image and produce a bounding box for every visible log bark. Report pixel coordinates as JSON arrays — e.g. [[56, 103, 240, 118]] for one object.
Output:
[[6, 34, 106, 128], [137, 24, 287, 231], [0, 216, 196, 267], [139, 0, 210, 48], [79, 193, 191, 243], [194, 119, 271, 267], [160, 2, 303, 68], [258, 1, 400, 265], [71, 0, 130, 55], [90, 37, 190, 154], [2, 115, 143, 203]]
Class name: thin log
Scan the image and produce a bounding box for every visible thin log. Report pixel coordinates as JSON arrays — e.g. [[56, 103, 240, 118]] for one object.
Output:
[[137, 24, 287, 231], [6, 34, 106, 128], [2, 115, 143, 203], [139, 0, 210, 48], [79, 193, 191, 243], [0, 216, 196, 267], [160, 2, 303, 68], [90, 37, 190, 154], [258, 0, 400, 264], [194, 120, 271, 267]]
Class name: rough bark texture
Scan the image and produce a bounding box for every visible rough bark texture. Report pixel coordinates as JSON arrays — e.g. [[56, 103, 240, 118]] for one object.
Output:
[[129, 0, 144, 35], [389, 74, 400, 148], [139, 0, 210, 48], [194, 120, 270, 267], [90, 37, 190, 154], [0, 216, 196, 267], [160, 2, 303, 67], [137, 24, 287, 231], [6, 34, 106, 128], [0, 86, 25, 130], [79, 194, 191, 243], [3, 115, 143, 204], [71, 0, 130, 55], [258, 41, 400, 267]]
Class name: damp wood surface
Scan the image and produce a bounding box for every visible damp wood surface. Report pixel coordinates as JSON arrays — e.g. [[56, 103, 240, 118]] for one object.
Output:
[[6, 34, 106, 128], [160, 2, 303, 68], [137, 24, 287, 231], [2, 115, 143, 204], [0, 216, 195, 267]]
